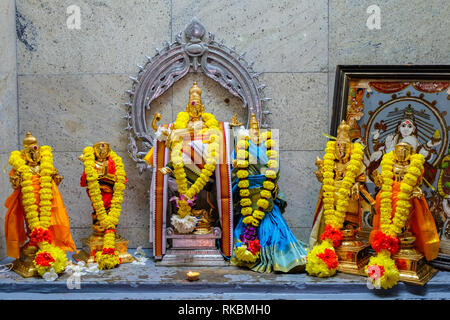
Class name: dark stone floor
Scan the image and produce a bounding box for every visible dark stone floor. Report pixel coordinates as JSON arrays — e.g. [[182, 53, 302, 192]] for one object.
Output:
[[0, 250, 448, 300]]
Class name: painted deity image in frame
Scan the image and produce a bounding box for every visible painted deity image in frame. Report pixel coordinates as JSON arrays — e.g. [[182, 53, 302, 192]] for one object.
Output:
[[331, 65, 450, 270]]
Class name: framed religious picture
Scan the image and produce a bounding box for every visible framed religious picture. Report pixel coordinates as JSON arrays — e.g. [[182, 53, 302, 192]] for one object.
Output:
[[331, 65, 450, 271]]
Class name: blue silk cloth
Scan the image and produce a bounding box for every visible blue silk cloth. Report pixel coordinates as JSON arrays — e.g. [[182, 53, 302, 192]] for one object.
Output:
[[230, 140, 307, 273]]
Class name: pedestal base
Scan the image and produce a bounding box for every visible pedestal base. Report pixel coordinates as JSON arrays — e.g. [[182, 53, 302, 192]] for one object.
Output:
[[393, 250, 438, 286], [72, 233, 134, 265], [12, 246, 38, 278], [157, 227, 227, 266], [335, 241, 370, 276]]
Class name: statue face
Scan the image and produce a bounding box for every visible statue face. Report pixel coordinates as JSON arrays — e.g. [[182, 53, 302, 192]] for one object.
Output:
[[94, 143, 110, 160], [25, 145, 41, 164], [335, 142, 350, 161], [394, 144, 413, 162], [188, 100, 204, 119], [398, 119, 415, 137]]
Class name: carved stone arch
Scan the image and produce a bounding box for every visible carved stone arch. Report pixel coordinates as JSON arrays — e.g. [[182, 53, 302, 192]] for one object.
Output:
[[125, 18, 270, 171]]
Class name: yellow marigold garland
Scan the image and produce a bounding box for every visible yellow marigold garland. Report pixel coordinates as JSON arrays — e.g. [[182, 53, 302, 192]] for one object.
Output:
[[82, 147, 126, 270], [169, 112, 220, 232], [234, 131, 278, 264], [306, 141, 364, 278], [366, 151, 425, 289], [9, 147, 68, 277]]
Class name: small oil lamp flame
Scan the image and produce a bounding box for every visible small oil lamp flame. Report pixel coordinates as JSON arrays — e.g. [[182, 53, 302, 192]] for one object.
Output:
[[186, 270, 200, 281]]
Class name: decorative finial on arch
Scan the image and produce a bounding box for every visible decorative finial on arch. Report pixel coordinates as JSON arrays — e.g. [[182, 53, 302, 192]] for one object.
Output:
[[185, 17, 206, 43]]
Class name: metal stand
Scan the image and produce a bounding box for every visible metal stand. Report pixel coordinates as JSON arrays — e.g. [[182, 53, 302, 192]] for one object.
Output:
[[157, 227, 228, 266], [73, 232, 134, 264], [335, 229, 370, 276]]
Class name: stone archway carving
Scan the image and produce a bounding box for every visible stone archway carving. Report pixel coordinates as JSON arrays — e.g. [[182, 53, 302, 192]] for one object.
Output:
[[124, 18, 270, 171]]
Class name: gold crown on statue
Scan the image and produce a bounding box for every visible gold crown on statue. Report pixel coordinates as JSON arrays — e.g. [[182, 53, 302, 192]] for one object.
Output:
[[93, 141, 110, 149], [187, 82, 203, 106], [23, 132, 38, 148], [336, 120, 351, 144], [249, 113, 259, 129]]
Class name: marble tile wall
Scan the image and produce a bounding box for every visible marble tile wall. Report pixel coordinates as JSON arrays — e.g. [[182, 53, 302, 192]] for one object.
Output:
[[0, 0, 19, 259], [1, 0, 449, 258]]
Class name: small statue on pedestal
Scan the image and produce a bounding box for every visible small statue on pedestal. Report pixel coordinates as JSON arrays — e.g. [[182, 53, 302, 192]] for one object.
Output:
[[230, 114, 308, 273], [307, 121, 370, 277], [4, 132, 76, 277], [73, 142, 133, 269], [366, 142, 440, 289]]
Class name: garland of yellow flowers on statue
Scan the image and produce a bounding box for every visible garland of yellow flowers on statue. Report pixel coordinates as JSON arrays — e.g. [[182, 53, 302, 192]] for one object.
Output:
[[234, 131, 278, 264], [365, 151, 425, 289], [9, 147, 68, 277], [306, 140, 364, 277], [82, 146, 126, 270], [170, 111, 221, 234]]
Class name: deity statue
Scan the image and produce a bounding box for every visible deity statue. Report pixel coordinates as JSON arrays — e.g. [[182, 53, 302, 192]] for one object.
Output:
[[74, 142, 132, 269], [368, 105, 442, 184], [4, 132, 76, 277], [230, 114, 308, 273], [144, 82, 234, 263], [366, 142, 440, 288], [307, 121, 370, 277]]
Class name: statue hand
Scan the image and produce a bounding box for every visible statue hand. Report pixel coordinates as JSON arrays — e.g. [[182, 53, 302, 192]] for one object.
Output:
[[52, 168, 63, 186], [411, 186, 424, 199], [10, 172, 22, 189], [229, 113, 243, 127], [351, 183, 359, 200], [103, 173, 117, 183], [314, 170, 323, 183], [152, 112, 162, 132], [371, 171, 383, 188], [53, 174, 63, 186], [314, 157, 324, 182]]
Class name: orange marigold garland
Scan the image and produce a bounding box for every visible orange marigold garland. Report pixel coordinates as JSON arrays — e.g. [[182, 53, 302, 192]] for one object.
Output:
[[365, 151, 425, 289], [306, 141, 364, 277]]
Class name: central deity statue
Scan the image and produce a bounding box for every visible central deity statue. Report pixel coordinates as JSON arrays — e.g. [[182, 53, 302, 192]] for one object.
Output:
[[144, 82, 234, 260]]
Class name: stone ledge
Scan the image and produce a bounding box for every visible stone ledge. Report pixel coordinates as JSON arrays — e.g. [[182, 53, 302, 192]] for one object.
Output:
[[0, 251, 449, 300]]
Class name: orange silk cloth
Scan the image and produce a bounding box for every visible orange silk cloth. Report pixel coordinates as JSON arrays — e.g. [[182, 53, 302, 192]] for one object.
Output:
[[370, 181, 440, 261], [4, 171, 76, 259]]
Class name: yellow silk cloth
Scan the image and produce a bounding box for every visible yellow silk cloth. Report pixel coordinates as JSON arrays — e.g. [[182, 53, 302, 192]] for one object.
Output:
[[370, 181, 440, 261], [4, 172, 77, 259]]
